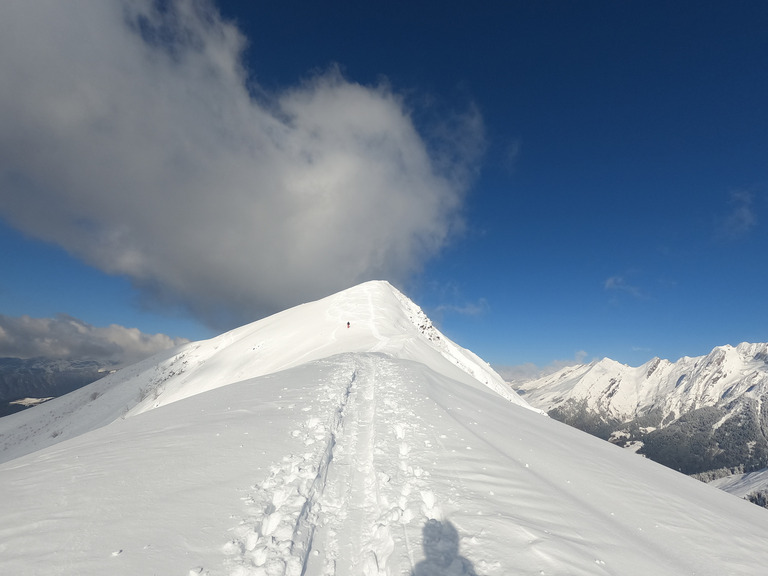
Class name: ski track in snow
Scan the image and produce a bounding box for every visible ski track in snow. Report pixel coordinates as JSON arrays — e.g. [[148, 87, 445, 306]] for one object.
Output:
[[223, 354, 454, 576]]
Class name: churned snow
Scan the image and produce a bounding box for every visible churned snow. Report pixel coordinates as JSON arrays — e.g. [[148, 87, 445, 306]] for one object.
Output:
[[1, 281, 768, 575]]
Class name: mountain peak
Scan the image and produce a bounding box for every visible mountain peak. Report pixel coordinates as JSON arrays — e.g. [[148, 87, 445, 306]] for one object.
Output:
[[0, 281, 533, 464], [516, 340, 768, 478], [143, 279, 528, 413]]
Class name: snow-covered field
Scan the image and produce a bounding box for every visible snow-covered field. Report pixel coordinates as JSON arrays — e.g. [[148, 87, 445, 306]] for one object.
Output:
[[2, 281, 768, 575]]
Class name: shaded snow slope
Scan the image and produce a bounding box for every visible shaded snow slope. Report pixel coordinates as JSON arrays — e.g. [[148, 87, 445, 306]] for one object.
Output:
[[711, 467, 768, 498], [3, 351, 768, 575], [0, 281, 531, 464]]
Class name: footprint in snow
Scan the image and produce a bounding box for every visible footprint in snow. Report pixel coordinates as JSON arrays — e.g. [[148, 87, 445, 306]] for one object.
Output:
[[261, 510, 282, 536], [420, 490, 442, 520]]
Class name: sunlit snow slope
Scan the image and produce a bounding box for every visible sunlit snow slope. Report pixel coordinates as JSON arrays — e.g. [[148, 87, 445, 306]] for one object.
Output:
[[0, 281, 529, 464], [2, 281, 768, 576]]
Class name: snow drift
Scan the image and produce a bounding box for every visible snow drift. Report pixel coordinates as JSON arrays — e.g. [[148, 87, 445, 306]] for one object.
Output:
[[2, 281, 768, 575]]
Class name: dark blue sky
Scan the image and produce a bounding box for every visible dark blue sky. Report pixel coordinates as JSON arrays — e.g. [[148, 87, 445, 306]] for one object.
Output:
[[1, 1, 766, 369], [212, 1, 768, 366]]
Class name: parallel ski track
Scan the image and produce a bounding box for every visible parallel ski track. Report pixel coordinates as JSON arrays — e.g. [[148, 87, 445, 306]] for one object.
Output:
[[224, 352, 450, 575]]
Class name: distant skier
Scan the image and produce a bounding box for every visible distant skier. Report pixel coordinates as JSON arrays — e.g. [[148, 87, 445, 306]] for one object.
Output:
[[347, 322, 350, 328]]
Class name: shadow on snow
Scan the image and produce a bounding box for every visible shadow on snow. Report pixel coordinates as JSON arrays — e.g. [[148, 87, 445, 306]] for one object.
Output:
[[411, 519, 478, 576]]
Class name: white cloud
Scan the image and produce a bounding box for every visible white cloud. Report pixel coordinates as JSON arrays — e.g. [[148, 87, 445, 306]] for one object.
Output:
[[495, 350, 589, 384], [502, 138, 522, 173], [719, 189, 757, 239], [435, 298, 489, 317], [0, 314, 188, 366], [0, 0, 483, 328], [494, 362, 542, 384], [604, 275, 646, 300]]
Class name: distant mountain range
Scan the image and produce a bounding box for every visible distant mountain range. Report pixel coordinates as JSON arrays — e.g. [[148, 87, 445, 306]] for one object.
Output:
[[513, 342, 768, 481], [0, 357, 111, 417]]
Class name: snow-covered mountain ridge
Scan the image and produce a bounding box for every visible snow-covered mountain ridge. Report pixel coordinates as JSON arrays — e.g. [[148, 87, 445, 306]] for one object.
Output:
[[517, 343, 768, 421], [515, 342, 768, 476], [0, 281, 532, 465], [3, 281, 768, 575]]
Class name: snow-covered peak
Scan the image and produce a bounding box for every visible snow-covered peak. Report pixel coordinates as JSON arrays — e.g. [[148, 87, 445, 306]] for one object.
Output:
[[736, 341, 768, 362], [123, 280, 530, 415], [0, 281, 532, 464], [516, 340, 768, 423]]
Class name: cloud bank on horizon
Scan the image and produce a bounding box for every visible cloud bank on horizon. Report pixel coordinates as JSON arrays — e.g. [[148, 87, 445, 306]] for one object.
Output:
[[0, 0, 482, 328], [0, 314, 188, 367]]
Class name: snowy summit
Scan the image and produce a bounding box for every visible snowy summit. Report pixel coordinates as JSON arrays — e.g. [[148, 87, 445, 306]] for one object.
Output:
[[1, 281, 768, 575]]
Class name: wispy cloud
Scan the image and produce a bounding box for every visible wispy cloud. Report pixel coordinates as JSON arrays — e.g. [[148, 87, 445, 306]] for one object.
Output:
[[496, 350, 589, 384], [435, 298, 489, 317], [718, 189, 757, 239], [604, 275, 646, 300], [0, 314, 188, 366], [0, 0, 483, 329], [502, 138, 522, 173]]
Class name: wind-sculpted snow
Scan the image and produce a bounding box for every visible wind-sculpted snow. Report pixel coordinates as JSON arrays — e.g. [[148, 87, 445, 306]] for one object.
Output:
[[3, 283, 768, 574]]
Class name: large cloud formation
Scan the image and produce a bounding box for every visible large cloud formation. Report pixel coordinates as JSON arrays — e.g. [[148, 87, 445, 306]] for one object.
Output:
[[0, 314, 188, 367], [0, 1, 482, 327]]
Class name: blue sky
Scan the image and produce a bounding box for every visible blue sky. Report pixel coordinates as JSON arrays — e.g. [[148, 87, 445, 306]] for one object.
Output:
[[1, 1, 766, 370]]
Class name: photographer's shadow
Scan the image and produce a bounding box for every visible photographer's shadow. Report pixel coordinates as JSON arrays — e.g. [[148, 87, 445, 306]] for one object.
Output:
[[411, 519, 478, 576]]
